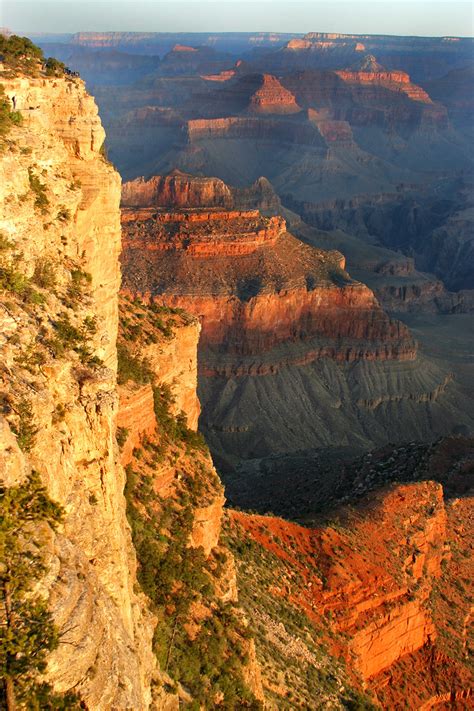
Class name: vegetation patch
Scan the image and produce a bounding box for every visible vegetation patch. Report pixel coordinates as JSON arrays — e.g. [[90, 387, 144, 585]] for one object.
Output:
[[0, 472, 81, 709], [117, 342, 153, 385], [125, 459, 260, 709], [0, 233, 45, 305], [46, 313, 101, 365], [0, 35, 67, 78], [28, 168, 49, 214], [0, 85, 22, 142]]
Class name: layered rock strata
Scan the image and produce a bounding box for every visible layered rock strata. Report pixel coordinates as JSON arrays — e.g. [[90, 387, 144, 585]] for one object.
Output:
[[122, 170, 282, 214], [120, 205, 416, 372], [0, 72, 155, 707], [248, 73, 301, 114], [186, 116, 325, 145], [228, 472, 473, 707], [224, 435, 473, 707]]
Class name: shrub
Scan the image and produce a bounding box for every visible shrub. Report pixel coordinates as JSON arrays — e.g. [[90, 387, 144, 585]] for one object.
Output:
[[56, 206, 70, 222], [117, 342, 152, 385], [46, 313, 101, 365], [116, 427, 129, 448], [0, 260, 45, 304], [68, 268, 92, 301], [0, 232, 14, 251], [32, 258, 56, 289], [0, 86, 22, 140], [11, 398, 37, 451], [28, 168, 49, 213], [152, 384, 206, 452], [0, 35, 44, 72], [45, 57, 66, 76]]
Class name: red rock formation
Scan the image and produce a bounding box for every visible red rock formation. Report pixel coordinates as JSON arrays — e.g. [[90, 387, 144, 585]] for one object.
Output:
[[121, 205, 417, 372], [229, 481, 447, 681], [335, 68, 433, 103], [248, 74, 301, 114], [122, 172, 282, 214], [172, 44, 198, 52], [117, 384, 156, 466], [201, 68, 237, 82], [121, 170, 234, 208]]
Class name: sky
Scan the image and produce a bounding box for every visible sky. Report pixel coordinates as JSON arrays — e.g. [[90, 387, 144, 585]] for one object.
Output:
[[2, 0, 473, 38]]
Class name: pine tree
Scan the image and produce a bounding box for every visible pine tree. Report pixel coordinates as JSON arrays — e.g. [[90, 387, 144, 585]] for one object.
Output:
[[0, 472, 79, 709]]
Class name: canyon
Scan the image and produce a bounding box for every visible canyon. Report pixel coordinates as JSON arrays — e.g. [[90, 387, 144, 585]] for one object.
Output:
[[1, 31, 473, 711], [120, 172, 474, 467]]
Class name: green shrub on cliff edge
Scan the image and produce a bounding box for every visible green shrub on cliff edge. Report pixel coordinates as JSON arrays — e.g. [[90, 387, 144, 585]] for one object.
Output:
[[0, 35, 68, 81], [0, 35, 44, 74], [0, 472, 81, 709]]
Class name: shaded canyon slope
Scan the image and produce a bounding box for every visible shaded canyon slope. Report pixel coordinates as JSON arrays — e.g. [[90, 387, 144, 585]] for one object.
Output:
[[120, 173, 474, 466]]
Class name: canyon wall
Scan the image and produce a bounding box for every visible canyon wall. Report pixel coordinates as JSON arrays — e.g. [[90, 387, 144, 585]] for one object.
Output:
[[114, 296, 264, 706], [0, 72, 156, 707], [187, 116, 325, 146], [227, 446, 473, 709], [121, 171, 234, 209]]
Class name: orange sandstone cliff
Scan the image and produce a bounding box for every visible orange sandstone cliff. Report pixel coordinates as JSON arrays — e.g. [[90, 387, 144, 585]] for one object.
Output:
[[226, 441, 473, 709], [0, 69, 155, 707], [0, 63, 262, 709]]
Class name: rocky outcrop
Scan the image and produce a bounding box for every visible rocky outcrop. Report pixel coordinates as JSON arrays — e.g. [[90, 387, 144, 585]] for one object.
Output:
[[140, 314, 201, 430], [281, 69, 447, 131], [121, 205, 416, 368], [0, 71, 155, 707], [114, 296, 264, 706], [335, 67, 434, 103], [122, 170, 234, 209], [248, 73, 301, 114], [187, 116, 324, 145], [122, 171, 282, 214], [117, 383, 156, 465], [230, 481, 447, 679], [225, 435, 473, 708]]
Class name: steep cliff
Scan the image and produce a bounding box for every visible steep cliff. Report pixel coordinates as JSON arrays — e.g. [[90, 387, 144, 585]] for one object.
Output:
[[115, 295, 264, 707], [122, 171, 282, 214], [0, 66, 155, 707], [0, 54, 262, 709], [226, 451, 473, 709]]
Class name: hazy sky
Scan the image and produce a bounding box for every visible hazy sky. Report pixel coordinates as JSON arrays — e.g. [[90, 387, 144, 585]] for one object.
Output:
[[2, 0, 473, 38]]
